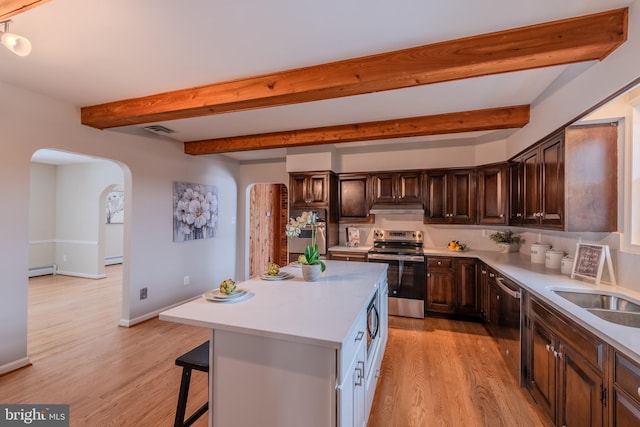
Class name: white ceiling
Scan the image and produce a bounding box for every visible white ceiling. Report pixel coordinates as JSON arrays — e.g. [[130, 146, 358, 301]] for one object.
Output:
[[3, 0, 634, 162]]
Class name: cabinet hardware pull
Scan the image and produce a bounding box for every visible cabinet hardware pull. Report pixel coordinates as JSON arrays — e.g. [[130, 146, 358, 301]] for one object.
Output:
[[637, 387, 640, 398], [495, 277, 521, 299], [546, 344, 550, 352], [355, 331, 364, 341], [355, 361, 365, 386], [553, 350, 559, 359]]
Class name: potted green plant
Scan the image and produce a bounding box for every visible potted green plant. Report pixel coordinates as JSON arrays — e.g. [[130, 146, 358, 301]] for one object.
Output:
[[286, 211, 326, 281], [489, 230, 523, 253]]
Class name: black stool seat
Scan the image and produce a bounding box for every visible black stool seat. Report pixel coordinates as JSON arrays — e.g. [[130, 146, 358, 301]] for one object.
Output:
[[174, 341, 210, 427]]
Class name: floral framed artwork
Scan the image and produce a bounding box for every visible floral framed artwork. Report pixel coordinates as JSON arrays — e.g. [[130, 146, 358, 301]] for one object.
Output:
[[105, 191, 124, 224], [173, 181, 219, 242]]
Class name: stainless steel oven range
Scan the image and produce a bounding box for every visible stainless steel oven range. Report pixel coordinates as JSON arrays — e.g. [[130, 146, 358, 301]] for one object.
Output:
[[367, 230, 425, 318]]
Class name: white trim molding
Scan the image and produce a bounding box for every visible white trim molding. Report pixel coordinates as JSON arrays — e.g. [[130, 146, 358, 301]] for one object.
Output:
[[0, 357, 31, 376], [119, 295, 200, 327]]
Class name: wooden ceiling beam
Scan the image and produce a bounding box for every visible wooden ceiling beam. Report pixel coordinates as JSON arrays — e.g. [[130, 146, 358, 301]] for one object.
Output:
[[0, 0, 50, 20], [81, 8, 627, 130], [184, 105, 530, 155]]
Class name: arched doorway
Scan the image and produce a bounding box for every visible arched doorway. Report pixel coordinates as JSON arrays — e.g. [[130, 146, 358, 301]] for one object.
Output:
[[248, 183, 288, 277]]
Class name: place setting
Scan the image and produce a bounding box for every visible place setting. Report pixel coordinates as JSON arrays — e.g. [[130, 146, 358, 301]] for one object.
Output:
[[259, 264, 294, 281], [203, 279, 252, 303]]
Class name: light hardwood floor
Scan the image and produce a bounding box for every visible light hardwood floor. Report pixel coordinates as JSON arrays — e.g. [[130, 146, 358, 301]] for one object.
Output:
[[0, 266, 550, 426]]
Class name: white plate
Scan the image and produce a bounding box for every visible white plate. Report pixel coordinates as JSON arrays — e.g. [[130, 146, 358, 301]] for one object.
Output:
[[203, 288, 247, 301], [289, 262, 302, 268], [259, 271, 293, 281]]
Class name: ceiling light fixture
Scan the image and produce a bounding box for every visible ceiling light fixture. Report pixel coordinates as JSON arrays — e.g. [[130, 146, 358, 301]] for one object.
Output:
[[0, 20, 31, 57]]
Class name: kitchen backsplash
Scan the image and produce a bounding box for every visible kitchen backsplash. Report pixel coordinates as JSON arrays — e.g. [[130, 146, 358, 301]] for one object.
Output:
[[339, 214, 639, 293]]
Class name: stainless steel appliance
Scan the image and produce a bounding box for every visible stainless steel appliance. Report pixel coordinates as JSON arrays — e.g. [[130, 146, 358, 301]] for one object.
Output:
[[366, 289, 380, 372], [367, 230, 425, 318], [288, 208, 327, 255], [489, 271, 524, 384]]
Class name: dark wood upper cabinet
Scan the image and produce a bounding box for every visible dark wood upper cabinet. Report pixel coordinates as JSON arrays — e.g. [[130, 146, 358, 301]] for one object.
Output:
[[477, 163, 508, 225], [290, 172, 330, 208], [565, 123, 618, 232], [511, 131, 564, 229], [510, 123, 618, 231], [372, 170, 423, 205], [424, 169, 476, 224], [338, 174, 374, 223]]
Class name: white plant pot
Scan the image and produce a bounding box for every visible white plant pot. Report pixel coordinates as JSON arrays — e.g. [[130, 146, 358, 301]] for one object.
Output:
[[301, 264, 322, 281], [498, 243, 519, 253]]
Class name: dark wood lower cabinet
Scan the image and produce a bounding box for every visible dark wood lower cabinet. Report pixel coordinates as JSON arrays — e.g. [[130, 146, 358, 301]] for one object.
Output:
[[558, 343, 604, 427], [612, 350, 640, 426], [328, 251, 367, 262], [455, 258, 479, 316], [425, 258, 455, 314], [527, 297, 607, 427], [426, 257, 480, 317]]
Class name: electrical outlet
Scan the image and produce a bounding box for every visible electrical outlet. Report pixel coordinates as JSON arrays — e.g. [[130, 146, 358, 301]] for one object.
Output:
[[183, 276, 190, 286], [140, 287, 148, 300]]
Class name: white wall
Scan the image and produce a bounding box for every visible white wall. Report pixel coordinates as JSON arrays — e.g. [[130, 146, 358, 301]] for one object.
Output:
[[0, 81, 239, 373], [54, 162, 123, 278], [28, 163, 57, 271]]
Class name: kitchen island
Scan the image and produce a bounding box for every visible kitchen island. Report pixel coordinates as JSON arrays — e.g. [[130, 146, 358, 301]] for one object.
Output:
[[160, 261, 388, 427]]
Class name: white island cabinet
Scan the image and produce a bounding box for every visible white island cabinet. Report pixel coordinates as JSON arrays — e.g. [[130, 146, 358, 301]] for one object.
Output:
[[160, 261, 388, 427]]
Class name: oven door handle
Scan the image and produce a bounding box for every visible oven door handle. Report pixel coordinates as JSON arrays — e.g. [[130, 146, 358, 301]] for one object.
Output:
[[367, 304, 380, 339], [495, 277, 521, 299], [367, 253, 425, 262]]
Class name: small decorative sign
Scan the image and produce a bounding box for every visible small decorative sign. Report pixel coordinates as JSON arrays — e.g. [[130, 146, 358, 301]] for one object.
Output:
[[571, 243, 616, 285]]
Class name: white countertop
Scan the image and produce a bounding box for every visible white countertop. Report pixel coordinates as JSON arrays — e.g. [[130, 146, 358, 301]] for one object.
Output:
[[160, 261, 387, 349], [460, 250, 640, 363]]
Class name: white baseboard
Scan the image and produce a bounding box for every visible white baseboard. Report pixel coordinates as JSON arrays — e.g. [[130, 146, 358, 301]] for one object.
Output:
[[119, 295, 200, 328], [55, 270, 107, 279], [0, 357, 31, 375]]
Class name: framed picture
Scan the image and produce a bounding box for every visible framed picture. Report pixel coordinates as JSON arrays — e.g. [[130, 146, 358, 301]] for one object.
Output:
[[571, 243, 616, 285], [173, 181, 218, 242], [105, 191, 124, 224]]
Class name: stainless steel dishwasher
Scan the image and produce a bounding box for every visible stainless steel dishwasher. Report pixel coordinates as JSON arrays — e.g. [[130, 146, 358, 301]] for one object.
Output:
[[489, 272, 524, 384]]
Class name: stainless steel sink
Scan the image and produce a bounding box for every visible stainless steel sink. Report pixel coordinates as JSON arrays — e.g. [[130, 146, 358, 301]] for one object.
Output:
[[552, 290, 640, 327]]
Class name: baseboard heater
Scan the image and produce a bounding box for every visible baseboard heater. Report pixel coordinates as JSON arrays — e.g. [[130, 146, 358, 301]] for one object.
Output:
[[28, 266, 55, 277], [105, 256, 123, 266]]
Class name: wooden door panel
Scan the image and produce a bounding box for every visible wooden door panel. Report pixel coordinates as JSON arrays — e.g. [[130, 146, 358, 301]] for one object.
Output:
[[308, 175, 328, 204], [478, 164, 507, 225], [426, 270, 454, 313], [529, 321, 556, 422], [559, 347, 603, 427], [509, 161, 524, 225], [425, 172, 447, 223], [540, 137, 564, 228], [373, 174, 396, 204], [456, 259, 478, 314], [565, 123, 618, 232], [522, 150, 540, 226], [449, 170, 476, 223], [339, 176, 368, 219], [398, 172, 423, 203]]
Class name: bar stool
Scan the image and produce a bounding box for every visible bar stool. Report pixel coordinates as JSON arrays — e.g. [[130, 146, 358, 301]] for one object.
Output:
[[174, 341, 209, 427]]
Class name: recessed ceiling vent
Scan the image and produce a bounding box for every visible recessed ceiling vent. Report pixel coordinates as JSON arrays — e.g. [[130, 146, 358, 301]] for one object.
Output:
[[143, 125, 175, 135]]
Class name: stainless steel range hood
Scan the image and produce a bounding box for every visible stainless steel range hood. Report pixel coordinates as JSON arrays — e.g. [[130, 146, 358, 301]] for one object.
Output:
[[369, 203, 424, 215]]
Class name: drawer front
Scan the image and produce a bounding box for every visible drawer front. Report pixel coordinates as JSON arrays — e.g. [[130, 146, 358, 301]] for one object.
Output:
[[427, 257, 452, 269], [338, 309, 367, 382], [615, 351, 640, 403], [530, 298, 606, 372]]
